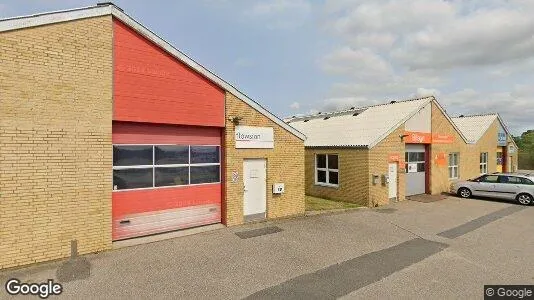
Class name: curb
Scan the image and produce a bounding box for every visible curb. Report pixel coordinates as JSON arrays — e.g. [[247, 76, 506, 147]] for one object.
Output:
[[305, 206, 367, 217]]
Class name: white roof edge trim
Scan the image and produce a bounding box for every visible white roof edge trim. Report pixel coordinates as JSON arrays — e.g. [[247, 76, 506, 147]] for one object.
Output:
[[0, 4, 306, 141], [0, 5, 111, 32], [367, 98, 432, 149]]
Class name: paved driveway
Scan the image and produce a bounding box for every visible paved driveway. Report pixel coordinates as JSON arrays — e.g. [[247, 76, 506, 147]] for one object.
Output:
[[1, 196, 533, 299]]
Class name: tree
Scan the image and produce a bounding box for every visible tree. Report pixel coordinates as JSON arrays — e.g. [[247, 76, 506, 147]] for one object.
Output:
[[517, 130, 534, 169]]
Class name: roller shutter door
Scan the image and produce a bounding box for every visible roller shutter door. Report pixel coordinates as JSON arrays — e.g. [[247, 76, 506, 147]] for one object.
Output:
[[111, 122, 222, 240]]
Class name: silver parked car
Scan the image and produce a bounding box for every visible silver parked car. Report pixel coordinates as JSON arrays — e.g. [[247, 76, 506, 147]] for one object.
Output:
[[451, 173, 534, 205]]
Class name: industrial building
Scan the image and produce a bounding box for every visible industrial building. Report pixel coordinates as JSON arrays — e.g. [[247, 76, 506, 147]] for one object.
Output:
[[286, 97, 518, 207], [0, 3, 305, 269]]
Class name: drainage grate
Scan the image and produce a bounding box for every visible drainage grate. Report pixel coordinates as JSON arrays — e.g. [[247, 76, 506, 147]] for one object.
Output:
[[235, 226, 283, 239]]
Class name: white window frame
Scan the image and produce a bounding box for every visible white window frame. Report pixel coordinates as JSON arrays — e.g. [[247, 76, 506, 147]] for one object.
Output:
[[480, 152, 488, 175], [315, 154, 339, 187], [448, 152, 459, 179], [112, 144, 221, 192]]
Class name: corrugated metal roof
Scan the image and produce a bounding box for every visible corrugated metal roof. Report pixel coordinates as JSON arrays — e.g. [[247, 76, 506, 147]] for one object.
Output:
[[287, 97, 432, 148], [451, 114, 498, 143]]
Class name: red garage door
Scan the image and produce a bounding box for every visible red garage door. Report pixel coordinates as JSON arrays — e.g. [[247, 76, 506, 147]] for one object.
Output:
[[112, 122, 222, 240]]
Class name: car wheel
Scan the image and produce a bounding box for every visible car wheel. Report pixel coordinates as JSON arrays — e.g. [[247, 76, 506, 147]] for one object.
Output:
[[516, 193, 533, 206], [458, 187, 472, 198]]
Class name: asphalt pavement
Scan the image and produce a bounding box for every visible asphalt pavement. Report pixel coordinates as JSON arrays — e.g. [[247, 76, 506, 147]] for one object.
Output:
[[1, 196, 533, 299]]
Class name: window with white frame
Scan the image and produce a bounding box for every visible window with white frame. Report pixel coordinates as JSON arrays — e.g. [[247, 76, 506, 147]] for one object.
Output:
[[112, 145, 220, 191], [315, 154, 339, 186], [448, 152, 459, 179], [480, 152, 488, 174]]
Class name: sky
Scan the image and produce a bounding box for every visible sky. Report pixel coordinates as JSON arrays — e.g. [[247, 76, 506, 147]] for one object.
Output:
[[1, 0, 533, 135]]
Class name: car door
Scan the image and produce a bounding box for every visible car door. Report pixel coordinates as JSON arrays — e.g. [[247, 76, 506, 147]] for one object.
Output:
[[494, 175, 521, 200], [472, 174, 499, 197]]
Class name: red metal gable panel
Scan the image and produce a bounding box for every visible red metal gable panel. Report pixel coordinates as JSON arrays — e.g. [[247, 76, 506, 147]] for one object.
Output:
[[113, 19, 225, 127]]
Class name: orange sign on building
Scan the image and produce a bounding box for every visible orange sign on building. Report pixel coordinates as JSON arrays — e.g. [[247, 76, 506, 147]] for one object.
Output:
[[434, 152, 447, 166], [404, 131, 454, 144], [403, 131, 432, 144]]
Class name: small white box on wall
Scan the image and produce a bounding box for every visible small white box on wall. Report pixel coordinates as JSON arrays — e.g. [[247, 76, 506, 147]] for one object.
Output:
[[273, 183, 285, 194]]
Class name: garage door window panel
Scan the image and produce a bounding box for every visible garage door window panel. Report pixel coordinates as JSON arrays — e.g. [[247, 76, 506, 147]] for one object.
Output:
[[113, 145, 153, 166], [315, 154, 339, 187], [191, 146, 220, 164], [190, 165, 220, 184], [113, 144, 220, 191], [155, 166, 189, 187], [113, 168, 154, 190], [155, 145, 189, 165]]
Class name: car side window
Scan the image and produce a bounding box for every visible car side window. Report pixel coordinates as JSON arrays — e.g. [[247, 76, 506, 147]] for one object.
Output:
[[501, 176, 521, 184], [520, 177, 534, 185], [482, 175, 499, 183]]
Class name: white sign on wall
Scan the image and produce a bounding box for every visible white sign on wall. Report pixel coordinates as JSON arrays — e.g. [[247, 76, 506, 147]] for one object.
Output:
[[235, 126, 274, 149], [509, 145, 516, 154], [407, 163, 418, 173]]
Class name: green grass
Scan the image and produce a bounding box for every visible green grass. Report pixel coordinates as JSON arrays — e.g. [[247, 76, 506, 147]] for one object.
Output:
[[305, 195, 361, 211]]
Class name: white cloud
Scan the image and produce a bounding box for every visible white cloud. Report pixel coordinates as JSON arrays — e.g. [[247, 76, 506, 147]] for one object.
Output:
[[321, 47, 393, 79], [315, 0, 534, 132], [329, 69, 445, 97], [414, 87, 441, 98], [439, 87, 534, 134], [326, 0, 455, 35], [394, 7, 534, 70], [290, 102, 300, 109], [348, 33, 396, 49]]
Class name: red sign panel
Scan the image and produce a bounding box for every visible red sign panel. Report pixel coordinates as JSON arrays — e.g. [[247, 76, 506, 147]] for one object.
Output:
[[434, 152, 447, 166], [404, 131, 432, 144]]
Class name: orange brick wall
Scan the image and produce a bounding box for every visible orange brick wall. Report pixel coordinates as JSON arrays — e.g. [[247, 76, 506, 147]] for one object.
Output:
[[0, 17, 113, 269]]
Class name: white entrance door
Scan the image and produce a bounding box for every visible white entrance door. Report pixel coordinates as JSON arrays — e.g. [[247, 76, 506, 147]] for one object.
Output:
[[388, 163, 398, 201], [243, 159, 267, 221], [405, 144, 426, 196]]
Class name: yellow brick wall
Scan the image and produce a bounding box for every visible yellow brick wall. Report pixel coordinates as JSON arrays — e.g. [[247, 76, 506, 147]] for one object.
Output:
[[0, 17, 113, 269], [430, 103, 469, 194], [369, 125, 406, 206], [304, 148, 369, 206], [224, 92, 305, 226], [430, 104, 518, 195], [303, 103, 518, 206]]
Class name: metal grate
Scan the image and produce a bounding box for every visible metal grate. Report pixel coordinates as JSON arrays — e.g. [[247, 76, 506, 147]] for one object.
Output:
[[235, 226, 283, 239]]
